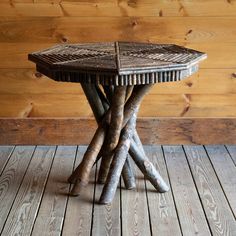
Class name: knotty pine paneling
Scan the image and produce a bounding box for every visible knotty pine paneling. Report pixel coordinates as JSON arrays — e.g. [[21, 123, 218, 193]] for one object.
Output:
[[0, 1, 235, 118], [1, 94, 236, 118], [1, 1, 236, 17], [0, 17, 236, 44]]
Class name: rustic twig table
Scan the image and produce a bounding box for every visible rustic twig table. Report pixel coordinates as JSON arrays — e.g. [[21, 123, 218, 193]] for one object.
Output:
[[29, 42, 206, 204]]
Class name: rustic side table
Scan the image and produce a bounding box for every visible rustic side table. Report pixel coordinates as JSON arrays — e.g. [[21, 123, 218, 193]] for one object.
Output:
[[29, 42, 206, 204]]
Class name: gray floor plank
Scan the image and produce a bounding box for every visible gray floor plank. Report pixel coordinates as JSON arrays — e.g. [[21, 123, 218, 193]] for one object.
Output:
[[145, 145, 182, 236], [31, 146, 77, 236], [225, 145, 236, 166], [205, 145, 236, 218], [184, 145, 236, 236], [163, 145, 211, 236], [1, 146, 56, 236], [92, 161, 121, 236], [121, 155, 151, 236], [62, 146, 95, 236], [1, 145, 236, 235], [0, 146, 15, 175], [0, 146, 35, 232]]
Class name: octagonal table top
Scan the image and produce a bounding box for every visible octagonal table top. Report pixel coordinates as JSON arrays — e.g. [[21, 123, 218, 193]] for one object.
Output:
[[28, 41, 207, 86]]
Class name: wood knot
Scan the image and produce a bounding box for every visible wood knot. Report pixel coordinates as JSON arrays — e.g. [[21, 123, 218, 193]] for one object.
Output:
[[132, 20, 138, 27], [127, 0, 137, 8], [186, 29, 193, 36], [232, 72, 236, 78], [185, 81, 193, 87], [35, 72, 42, 78], [159, 10, 163, 17], [61, 36, 68, 43]]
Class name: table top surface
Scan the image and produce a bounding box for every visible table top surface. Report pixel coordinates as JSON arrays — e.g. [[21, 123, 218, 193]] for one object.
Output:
[[28, 41, 207, 86]]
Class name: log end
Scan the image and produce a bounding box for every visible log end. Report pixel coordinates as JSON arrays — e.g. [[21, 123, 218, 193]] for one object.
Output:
[[67, 175, 76, 184], [155, 180, 170, 193], [125, 185, 136, 190], [123, 179, 136, 190], [99, 195, 112, 205], [158, 185, 170, 193], [69, 179, 87, 196]]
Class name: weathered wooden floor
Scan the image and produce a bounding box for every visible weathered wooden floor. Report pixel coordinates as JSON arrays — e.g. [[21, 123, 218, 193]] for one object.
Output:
[[0, 145, 235, 236]]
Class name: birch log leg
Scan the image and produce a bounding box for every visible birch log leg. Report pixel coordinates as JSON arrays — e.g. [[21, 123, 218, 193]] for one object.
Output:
[[97, 85, 113, 181], [122, 157, 136, 190], [80, 83, 105, 123], [68, 85, 152, 196], [129, 139, 169, 193], [67, 83, 106, 184], [98, 84, 136, 189], [99, 111, 138, 204], [95, 84, 110, 111], [131, 129, 169, 192], [98, 86, 126, 183], [121, 85, 136, 190], [68, 121, 108, 195], [103, 85, 114, 103]]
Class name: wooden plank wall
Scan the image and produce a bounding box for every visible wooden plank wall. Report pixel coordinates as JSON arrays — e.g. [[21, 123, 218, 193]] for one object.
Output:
[[0, 0, 236, 118]]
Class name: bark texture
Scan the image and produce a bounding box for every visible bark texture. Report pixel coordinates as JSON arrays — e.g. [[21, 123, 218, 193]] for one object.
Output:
[[68, 83, 169, 202], [99, 112, 138, 204], [69, 121, 108, 195], [98, 86, 126, 183], [129, 139, 170, 193], [122, 156, 136, 190]]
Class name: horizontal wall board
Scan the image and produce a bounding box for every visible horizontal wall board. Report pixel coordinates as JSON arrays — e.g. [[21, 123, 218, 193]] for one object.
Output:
[[1, 94, 236, 118], [1, 68, 236, 95], [1, 43, 236, 69], [0, 118, 235, 145], [1, 1, 236, 17], [0, 17, 236, 44]]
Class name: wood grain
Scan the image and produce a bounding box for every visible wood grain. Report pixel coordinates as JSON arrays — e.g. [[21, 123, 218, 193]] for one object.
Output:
[[1, 146, 56, 236], [0, 0, 236, 120], [1, 145, 236, 235], [2, 94, 236, 117], [205, 145, 236, 217], [32, 146, 77, 236], [0, 17, 236, 44], [0, 145, 14, 174], [1, 1, 236, 17], [144, 145, 181, 236], [121, 155, 151, 236], [184, 145, 236, 236], [92, 161, 120, 236], [1, 118, 236, 145], [163, 145, 211, 236], [0, 67, 236, 120], [62, 146, 94, 236], [0, 146, 35, 232]]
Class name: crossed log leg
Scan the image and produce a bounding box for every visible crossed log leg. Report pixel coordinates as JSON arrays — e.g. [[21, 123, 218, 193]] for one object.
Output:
[[68, 83, 169, 204]]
